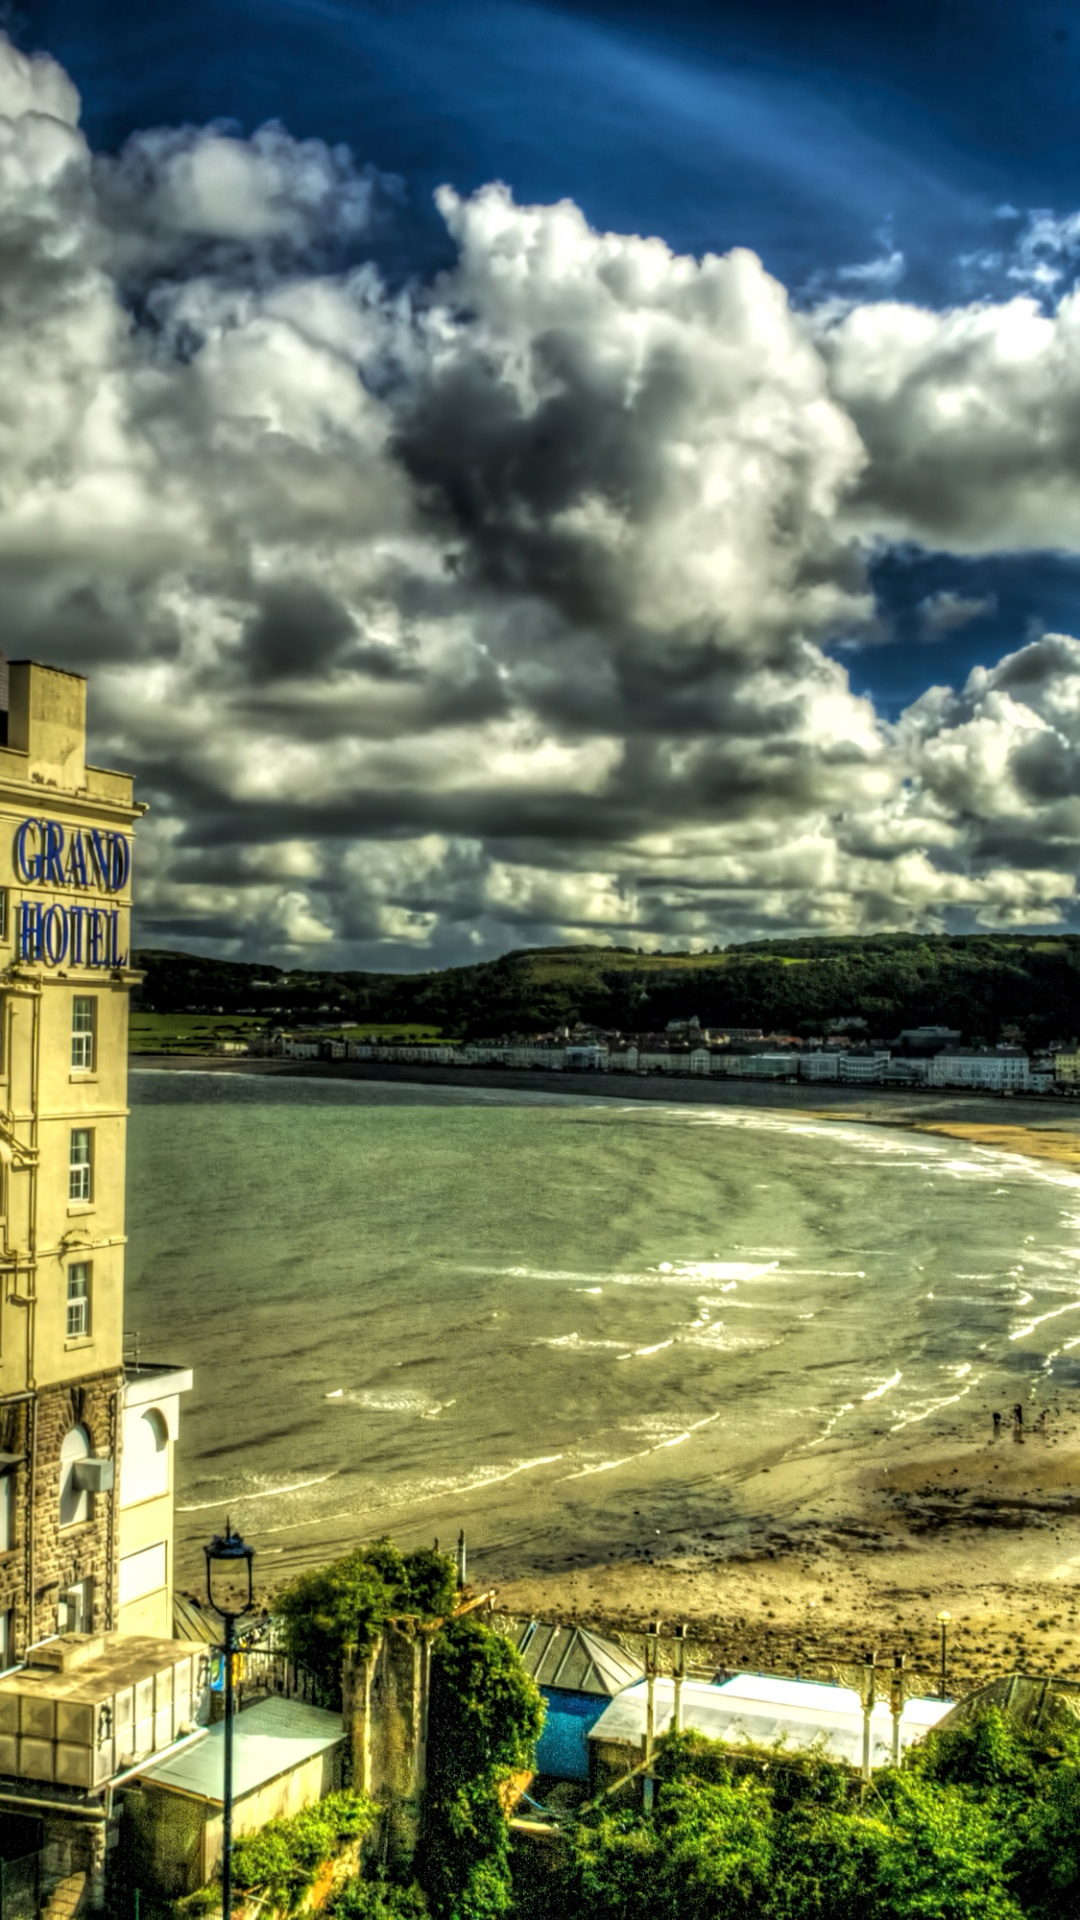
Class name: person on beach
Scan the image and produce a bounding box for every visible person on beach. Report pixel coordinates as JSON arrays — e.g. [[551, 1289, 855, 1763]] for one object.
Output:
[[1013, 1402, 1024, 1442], [992, 1410, 1002, 1438]]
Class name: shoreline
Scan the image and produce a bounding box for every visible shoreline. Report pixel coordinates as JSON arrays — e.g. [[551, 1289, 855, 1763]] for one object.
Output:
[[143, 1053, 1080, 1697]]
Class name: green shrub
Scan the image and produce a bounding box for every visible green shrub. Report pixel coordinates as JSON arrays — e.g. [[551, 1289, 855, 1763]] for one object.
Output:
[[417, 1616, 543, 1920], [230, 1788, 376, 1911], [274, 1540, 457, 1697], [328, 1877, 429, 1918]]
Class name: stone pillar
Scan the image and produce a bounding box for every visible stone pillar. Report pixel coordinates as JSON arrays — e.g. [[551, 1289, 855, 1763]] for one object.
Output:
[[344, 1623, 431, 1875], [343, 1641, 377, 1798]]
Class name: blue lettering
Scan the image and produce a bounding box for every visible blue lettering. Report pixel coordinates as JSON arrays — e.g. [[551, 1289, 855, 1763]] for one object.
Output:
[[110, 835, 130, 894], [41, 905, 67, 967], [14, 820, 42, 883], [64, 831, 88, 890], [68, 904, 85, 967], [87, 909, 104, 968], [41, 821, 64, 888], [87, 830, 109, 891], [18, 902, 42, 961], [107, 908, 126, 967]]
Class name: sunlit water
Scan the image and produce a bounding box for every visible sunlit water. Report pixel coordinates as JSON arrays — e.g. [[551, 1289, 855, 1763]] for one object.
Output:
[[125, 1073, 1080, 1587]]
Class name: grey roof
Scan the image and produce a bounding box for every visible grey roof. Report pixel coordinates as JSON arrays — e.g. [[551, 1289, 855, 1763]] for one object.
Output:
[[172, 1593, 220, 1645], [140, 1696, 344, 1804], [507, 1621, 642, 1696]]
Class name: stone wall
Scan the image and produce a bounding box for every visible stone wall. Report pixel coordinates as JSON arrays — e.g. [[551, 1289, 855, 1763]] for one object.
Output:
[[0, 1371, 123, 1656], [32, 1371, 123, 1643]]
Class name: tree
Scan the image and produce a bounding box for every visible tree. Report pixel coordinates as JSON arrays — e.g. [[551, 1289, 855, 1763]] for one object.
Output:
[[417, 1616, 543, 1920], [274, 1540, 457, 1699]]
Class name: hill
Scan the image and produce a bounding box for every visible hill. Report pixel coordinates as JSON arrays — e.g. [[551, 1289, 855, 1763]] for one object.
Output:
[[131, 934, 1080, 1048]]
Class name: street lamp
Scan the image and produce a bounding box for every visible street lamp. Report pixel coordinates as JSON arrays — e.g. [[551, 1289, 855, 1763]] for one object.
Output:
[[205, 1522, 256, 1920], [937, 1610, 952, 1700]]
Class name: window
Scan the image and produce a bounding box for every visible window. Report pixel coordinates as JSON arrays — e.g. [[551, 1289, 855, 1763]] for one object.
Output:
[[59, 1426, 90, 1527], [71, 996, 95, 1072], [0, 1474, 12, 1554], [0, 1609, 12, 1669], [0, 892, 8, 943], [69, 1128, 92, 1203], [66, 1262, 90, 1339], [62, 1578, 93, 1634]]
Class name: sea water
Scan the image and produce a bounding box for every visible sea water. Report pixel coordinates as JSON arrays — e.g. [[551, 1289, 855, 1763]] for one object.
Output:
[[125, 1072, 1080, 1587]]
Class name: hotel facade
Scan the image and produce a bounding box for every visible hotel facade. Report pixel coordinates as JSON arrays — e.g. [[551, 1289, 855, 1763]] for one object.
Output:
[[0, 661, 188, 1659]]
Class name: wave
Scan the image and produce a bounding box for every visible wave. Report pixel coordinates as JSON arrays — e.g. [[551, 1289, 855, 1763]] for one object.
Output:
[[562, 1410, 721, 1481], [177, 1469, 339, 1513]]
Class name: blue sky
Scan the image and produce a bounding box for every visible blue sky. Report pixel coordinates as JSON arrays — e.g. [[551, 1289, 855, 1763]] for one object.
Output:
[[5, 0, 1080, 958]]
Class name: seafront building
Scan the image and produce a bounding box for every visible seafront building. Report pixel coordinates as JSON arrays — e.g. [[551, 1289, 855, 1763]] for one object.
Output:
[[0, 662, 192, 1910]]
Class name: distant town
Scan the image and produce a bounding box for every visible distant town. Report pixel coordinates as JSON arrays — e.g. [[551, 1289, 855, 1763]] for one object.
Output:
[[168, 1016, 1080, 1095]]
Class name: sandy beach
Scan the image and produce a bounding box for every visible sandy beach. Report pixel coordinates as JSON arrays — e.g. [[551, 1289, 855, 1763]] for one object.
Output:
[[491, 1407, 1080, 1700], [137, 1054, 1080, 1702]]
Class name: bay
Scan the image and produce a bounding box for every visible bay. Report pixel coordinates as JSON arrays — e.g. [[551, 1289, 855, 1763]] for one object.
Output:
[[124, 1071, 1080, 1590]]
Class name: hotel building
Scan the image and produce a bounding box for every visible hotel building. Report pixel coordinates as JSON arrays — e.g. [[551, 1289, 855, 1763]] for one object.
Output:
[[0, 661, 189, 1657]]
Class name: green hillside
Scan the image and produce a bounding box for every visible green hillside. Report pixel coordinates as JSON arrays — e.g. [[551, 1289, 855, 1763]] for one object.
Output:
[[130, 934, 1080, 1048]]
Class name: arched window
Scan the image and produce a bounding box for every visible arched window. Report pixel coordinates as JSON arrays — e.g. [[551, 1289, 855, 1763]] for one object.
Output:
[[59, 1425, 90, 1528], [120, 1409, 169, 1507]]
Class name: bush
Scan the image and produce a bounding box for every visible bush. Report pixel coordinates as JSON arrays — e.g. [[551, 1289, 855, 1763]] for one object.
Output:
[[230, 1789, 376, 1912], [328, 1877, 429, 1918], [274, 1540, 457, 1697], [417, 1616, 544, 1920]]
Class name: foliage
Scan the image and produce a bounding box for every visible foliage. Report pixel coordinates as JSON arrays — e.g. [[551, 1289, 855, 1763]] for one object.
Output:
[[229, 1789, 377, 1912], [551, 1710, 1080, 1920], [328, 1876, 430, 1917], [417, 1616, 544, 1920], [274, 1539, 457, 1696], [133, 933, 1080, 1047]]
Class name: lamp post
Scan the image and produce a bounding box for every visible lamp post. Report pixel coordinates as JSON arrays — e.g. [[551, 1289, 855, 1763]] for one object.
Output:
[[937, 1610, 951, 1700], [205, 1522, 256, 1920]]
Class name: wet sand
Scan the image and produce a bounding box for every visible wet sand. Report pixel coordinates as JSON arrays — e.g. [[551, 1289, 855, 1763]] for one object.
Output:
[[493, 1411, 1080, 1699]]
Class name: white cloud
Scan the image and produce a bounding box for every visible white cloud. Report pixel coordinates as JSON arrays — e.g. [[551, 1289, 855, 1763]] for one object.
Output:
[[917, 589, 997, 638]]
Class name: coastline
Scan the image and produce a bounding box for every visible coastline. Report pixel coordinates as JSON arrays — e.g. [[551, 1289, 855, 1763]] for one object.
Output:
[[140, 1054, 1080, 1699]]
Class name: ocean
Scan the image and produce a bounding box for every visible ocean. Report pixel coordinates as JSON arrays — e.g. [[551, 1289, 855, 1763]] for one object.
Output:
[[124, 1071, 1080, 1592]]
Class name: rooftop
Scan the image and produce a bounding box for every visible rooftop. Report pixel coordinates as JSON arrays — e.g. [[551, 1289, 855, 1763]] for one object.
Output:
[[507, 1622, 643, 1697], [589, 1672, 952, 1769], [139, 1696, 344, 1804]]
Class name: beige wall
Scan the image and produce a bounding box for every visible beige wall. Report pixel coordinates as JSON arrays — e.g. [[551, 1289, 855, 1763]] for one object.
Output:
[[0, 662, 143, 1647]]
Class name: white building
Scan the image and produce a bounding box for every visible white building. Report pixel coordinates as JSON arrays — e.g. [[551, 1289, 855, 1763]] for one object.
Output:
[[927, 1048, 1031, 1092], [799, 1052, 839, 1081], [736, 1053, 798, 1079], [838, 1052, 891, 1083]]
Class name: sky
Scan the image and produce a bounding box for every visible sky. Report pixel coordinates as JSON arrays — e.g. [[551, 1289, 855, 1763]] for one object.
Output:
[[6, 0, 1080, 966]]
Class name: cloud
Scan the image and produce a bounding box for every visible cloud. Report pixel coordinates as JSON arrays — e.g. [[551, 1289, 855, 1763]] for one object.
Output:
[[821, 287, 1080, 550], [2, 29, 1080, 964], [917, 589, 997, 638]]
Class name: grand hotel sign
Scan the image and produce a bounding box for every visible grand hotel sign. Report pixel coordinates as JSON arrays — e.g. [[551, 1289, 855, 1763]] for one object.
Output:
[[13, 818, 130, 970]]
